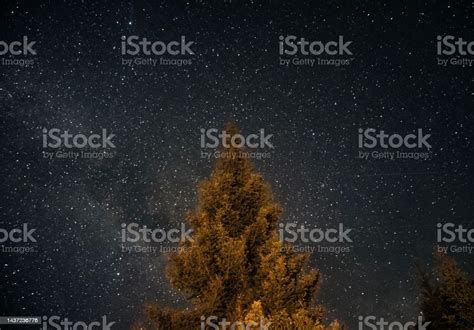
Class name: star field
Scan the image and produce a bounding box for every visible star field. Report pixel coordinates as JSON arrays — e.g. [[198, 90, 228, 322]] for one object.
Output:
[[0, 1, 472, 329]]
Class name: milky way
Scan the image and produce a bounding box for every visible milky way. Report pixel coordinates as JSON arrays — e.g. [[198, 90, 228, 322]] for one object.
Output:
[[0, 1, 472, 329]]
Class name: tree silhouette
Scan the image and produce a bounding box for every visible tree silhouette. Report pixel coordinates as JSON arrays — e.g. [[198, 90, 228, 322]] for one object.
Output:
[[416, 249, 474, 329]]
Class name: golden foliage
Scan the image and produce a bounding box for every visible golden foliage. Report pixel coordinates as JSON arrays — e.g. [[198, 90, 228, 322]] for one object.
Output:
[[140, 123, 341, 329], [417, 248, 474, 329]]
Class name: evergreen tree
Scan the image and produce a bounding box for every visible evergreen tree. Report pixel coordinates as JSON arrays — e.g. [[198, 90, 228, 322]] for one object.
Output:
[[145, 123, 340, 329], [416, 249, 474, 329]]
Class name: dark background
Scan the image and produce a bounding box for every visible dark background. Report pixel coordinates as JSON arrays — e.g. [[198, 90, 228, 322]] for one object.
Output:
[[0, 0, 472, 328]]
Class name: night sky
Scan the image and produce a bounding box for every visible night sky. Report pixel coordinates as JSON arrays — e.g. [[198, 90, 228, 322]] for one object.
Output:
[[0, 1, 472, 329]]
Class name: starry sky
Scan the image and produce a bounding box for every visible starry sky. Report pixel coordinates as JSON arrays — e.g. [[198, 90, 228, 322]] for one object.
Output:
[[0, 0, 472, 329]]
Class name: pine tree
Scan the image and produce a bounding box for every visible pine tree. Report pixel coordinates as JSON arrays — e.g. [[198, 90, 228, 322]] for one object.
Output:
[[144, 123, 340, 329], [417, 249, 474, 329]]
